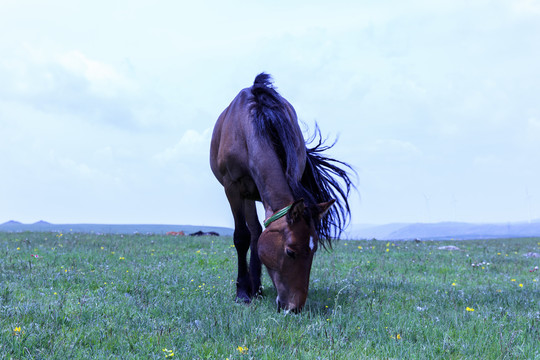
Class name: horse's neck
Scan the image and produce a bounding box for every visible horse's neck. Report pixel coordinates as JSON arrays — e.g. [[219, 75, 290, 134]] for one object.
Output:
[[260, 181, 294, 219], [251, 161, 295, 219]]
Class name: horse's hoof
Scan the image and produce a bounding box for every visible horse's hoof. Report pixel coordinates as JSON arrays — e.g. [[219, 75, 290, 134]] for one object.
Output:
[[235, 293, 251, 304]]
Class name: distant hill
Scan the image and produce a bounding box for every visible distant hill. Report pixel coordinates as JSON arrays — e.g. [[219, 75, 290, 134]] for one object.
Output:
[[346, 220, 540, 240], [0, 222, 233, 236], [2, 220, 22, 225], [3, 220, 539, 240]]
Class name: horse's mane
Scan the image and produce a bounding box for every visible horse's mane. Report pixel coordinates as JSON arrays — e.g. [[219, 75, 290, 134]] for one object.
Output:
[[250, 73, 354, 245], [250, 73, 300, 186]]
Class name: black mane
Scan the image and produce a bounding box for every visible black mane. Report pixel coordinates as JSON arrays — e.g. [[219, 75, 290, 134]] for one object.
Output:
[[250, 73, 299, 184], [250, 73, 354, 244]]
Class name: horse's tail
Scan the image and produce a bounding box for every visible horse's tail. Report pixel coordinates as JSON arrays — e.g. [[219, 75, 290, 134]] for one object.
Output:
[[250, 73, 301, 185], [301, 126, 354, 246]]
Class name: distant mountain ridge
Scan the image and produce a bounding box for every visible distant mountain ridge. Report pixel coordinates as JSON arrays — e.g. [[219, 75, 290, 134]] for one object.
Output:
[[2, 220, 22, 225], [0, 221, 233, 236], [3, 220, 540, 240], [346, 220, 540, 240]]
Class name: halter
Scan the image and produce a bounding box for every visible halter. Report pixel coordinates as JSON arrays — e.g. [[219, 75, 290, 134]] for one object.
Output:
[[263, 205, 292, 228]]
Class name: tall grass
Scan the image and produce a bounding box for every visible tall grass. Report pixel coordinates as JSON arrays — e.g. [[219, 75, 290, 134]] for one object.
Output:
[[1, 232, 538, 359]]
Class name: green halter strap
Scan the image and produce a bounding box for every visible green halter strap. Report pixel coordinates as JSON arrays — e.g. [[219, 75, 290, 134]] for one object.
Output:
[[263, 205, 292, 228]]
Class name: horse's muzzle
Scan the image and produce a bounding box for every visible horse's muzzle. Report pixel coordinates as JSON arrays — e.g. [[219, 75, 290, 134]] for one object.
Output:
[[276, 296, 302, 314]]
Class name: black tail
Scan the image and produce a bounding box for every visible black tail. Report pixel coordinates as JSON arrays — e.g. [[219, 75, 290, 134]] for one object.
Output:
[[250, 73, 355, 245]]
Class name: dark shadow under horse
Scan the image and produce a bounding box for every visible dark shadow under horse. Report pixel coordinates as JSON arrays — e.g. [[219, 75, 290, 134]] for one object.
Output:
[[210, 73, 354, 312]]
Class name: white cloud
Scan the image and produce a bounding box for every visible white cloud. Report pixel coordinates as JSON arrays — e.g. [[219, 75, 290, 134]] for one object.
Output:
[[364, 139, 423, 160], [473, 155, 501, 167], [524, 117, 540, 147], [512, 0, 540, 15], [0, 45, 143, 128], [57, 51, 137, 97], [154, 128, 212, 165], [528, 117, 540, 131], [50, 152, 121, 185]]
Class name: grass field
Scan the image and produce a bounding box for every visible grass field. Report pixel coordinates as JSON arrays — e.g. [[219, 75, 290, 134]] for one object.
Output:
[[1, 232, 538, 359]]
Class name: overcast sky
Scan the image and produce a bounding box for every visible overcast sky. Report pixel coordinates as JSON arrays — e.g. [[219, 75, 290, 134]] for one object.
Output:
[[1, 0, 539, 228]]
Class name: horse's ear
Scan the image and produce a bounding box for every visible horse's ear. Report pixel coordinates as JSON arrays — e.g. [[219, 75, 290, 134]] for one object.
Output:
[[287, 199, 305, 225], [315, 199, 335, 220]]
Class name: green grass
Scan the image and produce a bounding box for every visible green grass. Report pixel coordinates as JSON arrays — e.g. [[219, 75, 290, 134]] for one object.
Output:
[[1, 232, 538, 359]]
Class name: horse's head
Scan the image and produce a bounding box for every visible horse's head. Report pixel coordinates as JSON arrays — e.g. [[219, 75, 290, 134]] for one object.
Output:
[[258, 199, 335, 313]]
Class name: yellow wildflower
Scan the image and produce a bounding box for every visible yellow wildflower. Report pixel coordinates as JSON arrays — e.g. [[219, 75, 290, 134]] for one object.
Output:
[[162, 348, 174, 358], [237, 346, 248, 354], [466, 307, 474, 312]]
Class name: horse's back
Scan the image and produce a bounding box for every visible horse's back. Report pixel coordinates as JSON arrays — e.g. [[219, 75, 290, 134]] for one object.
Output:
[[210, 79, 306, 204], [210, 88, 259, 188]]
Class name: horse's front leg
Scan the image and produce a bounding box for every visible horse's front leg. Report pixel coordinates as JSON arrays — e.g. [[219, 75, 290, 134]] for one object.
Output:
[[226, 189, 252, 303], [245, 200, 262, 297]]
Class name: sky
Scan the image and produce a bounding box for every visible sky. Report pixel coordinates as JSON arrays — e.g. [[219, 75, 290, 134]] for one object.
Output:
[[1, 0, 539, 228]]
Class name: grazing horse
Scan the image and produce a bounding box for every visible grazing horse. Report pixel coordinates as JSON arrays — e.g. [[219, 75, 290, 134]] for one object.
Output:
[[210, 73, 353, 312]]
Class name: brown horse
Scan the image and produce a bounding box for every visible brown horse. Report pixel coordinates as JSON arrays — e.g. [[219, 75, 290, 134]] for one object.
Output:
[[210, 73, 353, 312]]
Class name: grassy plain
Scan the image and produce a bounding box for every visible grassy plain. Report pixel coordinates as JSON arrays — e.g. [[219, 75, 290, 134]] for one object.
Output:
[[0, 232, 538, 359]]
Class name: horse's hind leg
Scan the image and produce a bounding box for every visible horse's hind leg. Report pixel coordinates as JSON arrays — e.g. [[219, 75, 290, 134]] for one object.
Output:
[[245, 200, 262, 296], [226, 189, 252, 303]]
